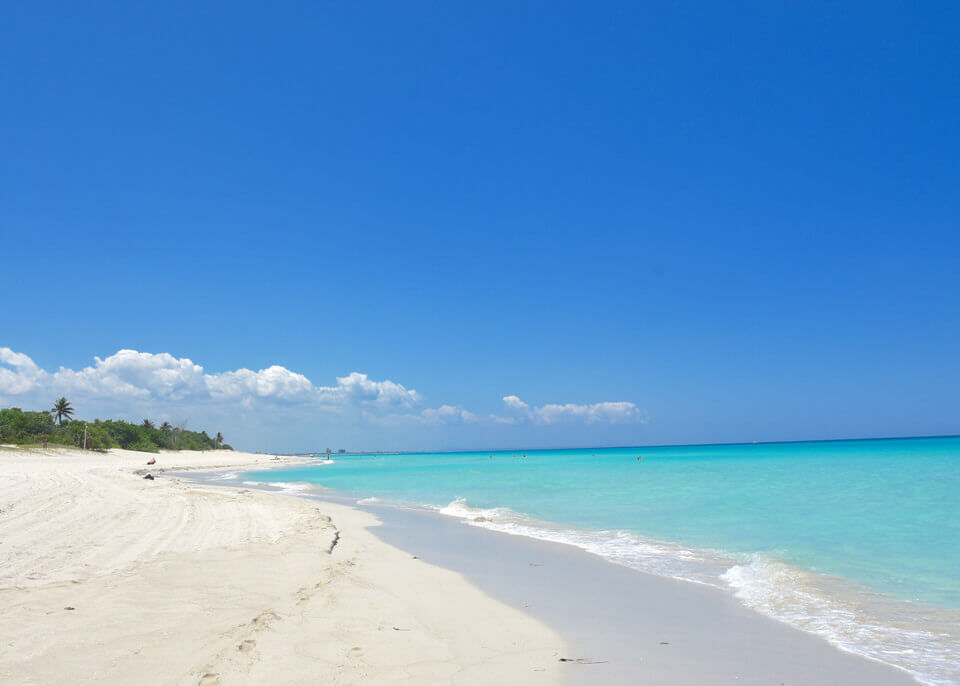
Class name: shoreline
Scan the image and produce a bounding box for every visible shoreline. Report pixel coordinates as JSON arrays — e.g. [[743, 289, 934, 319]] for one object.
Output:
[[359, 497, 922, 685], [199, 471, 924, 685], [0, 447, 565, 685], [0, 445, 936, 684], [225, 441, 960, 686]]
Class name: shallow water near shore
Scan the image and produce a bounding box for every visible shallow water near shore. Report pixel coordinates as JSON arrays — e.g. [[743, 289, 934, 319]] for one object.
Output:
[[237, 436, 960, 684]]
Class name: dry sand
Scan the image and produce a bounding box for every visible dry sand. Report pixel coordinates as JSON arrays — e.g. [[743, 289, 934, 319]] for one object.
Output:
[[0, 447, 565, 685]]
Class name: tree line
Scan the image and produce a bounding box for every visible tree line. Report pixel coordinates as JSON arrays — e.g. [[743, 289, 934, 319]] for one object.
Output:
[[0, 397, 232, 453]]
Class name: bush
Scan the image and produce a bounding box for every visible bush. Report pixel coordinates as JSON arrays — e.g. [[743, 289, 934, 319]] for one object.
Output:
[[53, 422, 115, 450], [84, 424, 115, 450], [0, 404, 229, 452], [127, 438, 160, 453], [174, 429, 219, 451], [0, 407, 55, 443]]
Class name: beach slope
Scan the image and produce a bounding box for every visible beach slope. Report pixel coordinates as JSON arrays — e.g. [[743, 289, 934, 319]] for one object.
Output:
[[0, 447, 564, 685]]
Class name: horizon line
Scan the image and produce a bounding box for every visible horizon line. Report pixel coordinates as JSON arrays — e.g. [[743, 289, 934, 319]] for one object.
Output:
[[279, 432, 960, 457]]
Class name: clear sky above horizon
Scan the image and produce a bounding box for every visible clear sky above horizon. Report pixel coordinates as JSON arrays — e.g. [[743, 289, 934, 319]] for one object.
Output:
[[1, 2, 958, 452]]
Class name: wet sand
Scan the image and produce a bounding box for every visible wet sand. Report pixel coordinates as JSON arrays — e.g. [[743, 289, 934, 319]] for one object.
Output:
[[356, 499, 920, 685]]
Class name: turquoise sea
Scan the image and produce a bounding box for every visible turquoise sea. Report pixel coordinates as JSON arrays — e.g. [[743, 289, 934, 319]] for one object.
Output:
[[237, 436, 960, 684]]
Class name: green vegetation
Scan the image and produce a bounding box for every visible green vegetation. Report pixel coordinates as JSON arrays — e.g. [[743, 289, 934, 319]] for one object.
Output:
[[0, 400, 233, 453], [50, 397, 74, 425]]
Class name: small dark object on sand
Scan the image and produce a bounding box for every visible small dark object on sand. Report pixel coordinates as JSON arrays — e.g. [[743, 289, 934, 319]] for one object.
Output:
[[146, 458, 156, 465], [64, 606, 75, 611], [558, 657, 607, 665], [143, 474, 154, 480], [660, 641, 670, 645], [393, 626, 411, 631]]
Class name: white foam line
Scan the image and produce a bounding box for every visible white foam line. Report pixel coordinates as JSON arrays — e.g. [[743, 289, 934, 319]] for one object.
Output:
[[428, 497, 958, 685], [242, 480, 316, 495], [429, 498, 728, 587]]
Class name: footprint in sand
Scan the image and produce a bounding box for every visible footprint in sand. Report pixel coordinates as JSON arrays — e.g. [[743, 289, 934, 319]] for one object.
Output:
[[238, 640, 256, 653], [251, 611, 280, 626], [198, 673, 219, 685]]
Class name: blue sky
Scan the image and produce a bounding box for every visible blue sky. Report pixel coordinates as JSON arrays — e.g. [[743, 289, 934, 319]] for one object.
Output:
[[1, 2, 957, 452]]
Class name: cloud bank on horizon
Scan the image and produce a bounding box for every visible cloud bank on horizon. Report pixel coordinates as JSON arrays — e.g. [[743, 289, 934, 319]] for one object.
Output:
[[0, 347, 644, 428]]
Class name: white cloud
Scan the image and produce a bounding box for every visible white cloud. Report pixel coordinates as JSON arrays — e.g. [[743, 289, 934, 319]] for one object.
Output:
[[319, 372, 420, 408], [0, 348, 646, 432], [495, 395, 645, 425], [368, 404, 479, 426], [0, 348, 418, 412], [421, 404, 478, 424], [502, 395, 529, 411], [0, 348, 46, 395], [208, 366, 318, 402], [52, 350, 207, 400], [533, 401, 643, 424]]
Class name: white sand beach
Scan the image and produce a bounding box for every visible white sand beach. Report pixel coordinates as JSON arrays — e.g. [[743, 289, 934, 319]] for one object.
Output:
[[0, 447, 565, 685]]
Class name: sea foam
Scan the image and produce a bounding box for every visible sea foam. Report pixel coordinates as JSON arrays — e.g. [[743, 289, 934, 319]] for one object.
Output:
[[242, 480, 315, 495], [430, 497, 731, 586], [722, 557, 960, 686], [431, 497, 960, 686]]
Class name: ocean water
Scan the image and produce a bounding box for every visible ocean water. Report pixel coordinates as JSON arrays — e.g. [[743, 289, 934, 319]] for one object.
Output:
[[238, 437, 960, 684]]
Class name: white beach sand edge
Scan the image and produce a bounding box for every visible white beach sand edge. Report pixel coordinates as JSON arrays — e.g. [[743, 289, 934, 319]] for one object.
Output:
[[0, 447, 565, 685]]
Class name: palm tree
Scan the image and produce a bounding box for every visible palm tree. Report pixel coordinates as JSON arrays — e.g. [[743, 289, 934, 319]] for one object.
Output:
[[215, 432, 224, 449], [159, 421, 172, 432], [50, 397, 75, 426], [141, 419, 155, 429]]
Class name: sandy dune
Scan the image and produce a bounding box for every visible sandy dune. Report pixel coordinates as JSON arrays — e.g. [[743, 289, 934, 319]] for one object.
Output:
[[0, 447, 564, 685]]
